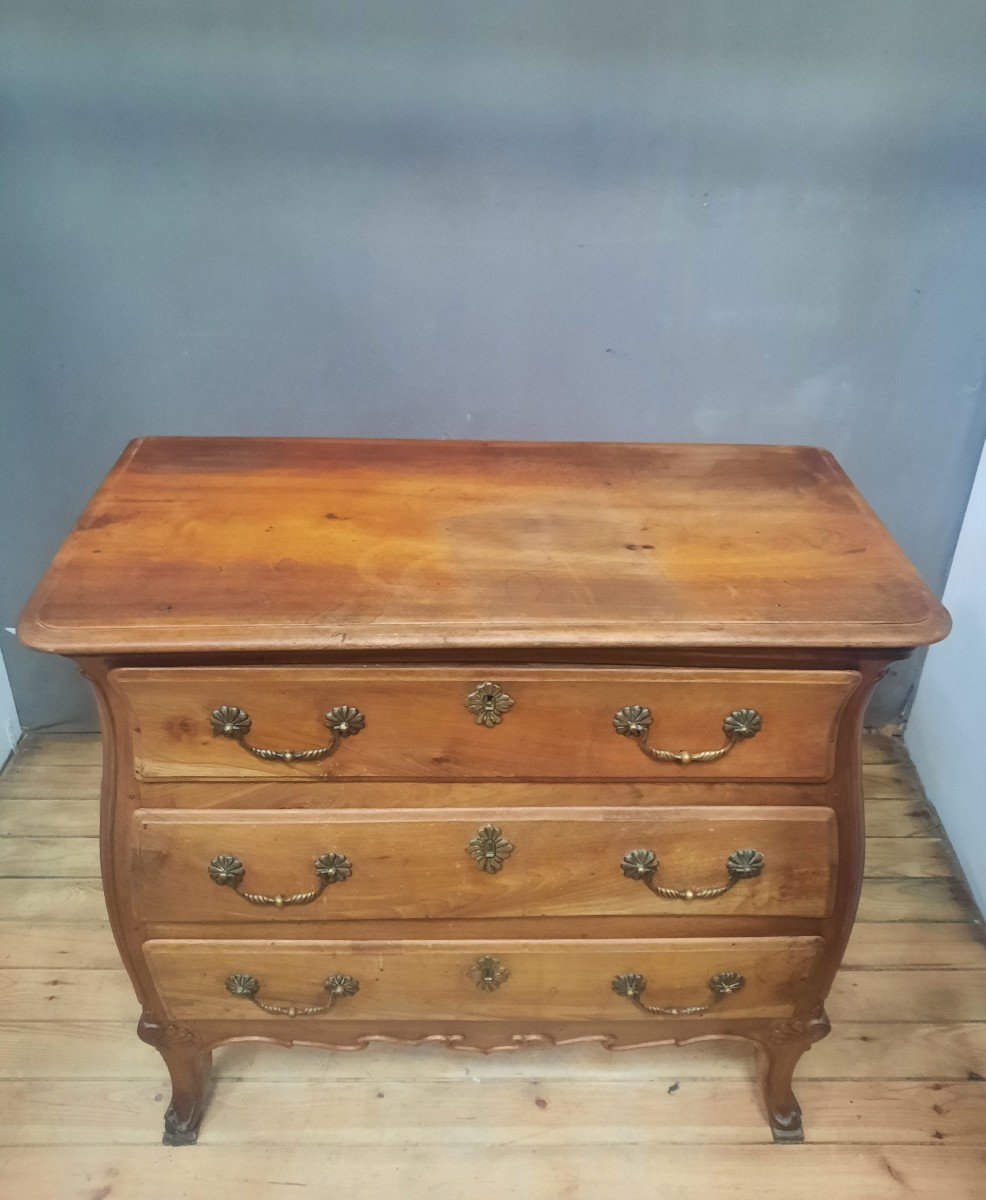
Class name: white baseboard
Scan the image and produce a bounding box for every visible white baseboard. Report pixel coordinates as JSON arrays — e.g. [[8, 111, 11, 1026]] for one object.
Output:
[[0, 645, 21, 765], [1, 716, 19, 765]]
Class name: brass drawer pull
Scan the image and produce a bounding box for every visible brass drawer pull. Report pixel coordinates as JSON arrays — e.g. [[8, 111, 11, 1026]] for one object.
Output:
[[612, 971, 744, 1016], [209, 705, 365, 764], [613, 706, 762, 765], [208, 852, 352, 907], [620, 847, 764, 900], [466, 824, 514, 873], [225, 972, 359, 1017]]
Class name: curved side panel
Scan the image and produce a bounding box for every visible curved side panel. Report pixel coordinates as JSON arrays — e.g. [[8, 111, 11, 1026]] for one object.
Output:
[[80, 660, 159, 1008]]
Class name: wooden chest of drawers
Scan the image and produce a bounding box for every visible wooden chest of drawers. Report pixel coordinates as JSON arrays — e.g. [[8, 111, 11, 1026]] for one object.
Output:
[[18, 437, 949, 1145]]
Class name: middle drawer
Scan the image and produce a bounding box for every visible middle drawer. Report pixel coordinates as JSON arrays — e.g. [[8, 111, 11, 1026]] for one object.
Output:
[[135, 806, 837, 923]]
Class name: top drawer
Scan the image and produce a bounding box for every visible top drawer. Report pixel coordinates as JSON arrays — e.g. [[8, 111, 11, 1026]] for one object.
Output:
[[114, 667, 858, 783]]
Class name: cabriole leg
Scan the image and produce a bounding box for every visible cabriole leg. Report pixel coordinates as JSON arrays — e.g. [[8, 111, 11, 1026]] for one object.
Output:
[[755, 1008, 831, 1144], [138, 1014, 212, 1145]]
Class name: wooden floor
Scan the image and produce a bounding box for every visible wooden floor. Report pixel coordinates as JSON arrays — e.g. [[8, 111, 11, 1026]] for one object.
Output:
[[0, 735, 984, 1198]]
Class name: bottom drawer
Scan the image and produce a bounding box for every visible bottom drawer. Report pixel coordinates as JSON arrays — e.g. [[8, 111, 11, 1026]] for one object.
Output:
[[143, 936, 824, 1023]]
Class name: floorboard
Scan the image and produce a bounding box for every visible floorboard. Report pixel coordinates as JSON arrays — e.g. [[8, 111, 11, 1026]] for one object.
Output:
[[0, 731, 983, 1196], [1, 1145, 983, 1200]]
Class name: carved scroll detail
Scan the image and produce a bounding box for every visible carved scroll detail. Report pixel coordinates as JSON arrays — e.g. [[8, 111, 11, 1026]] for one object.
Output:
[[768, 1006, 831, 1045], [137, 1014, 197, 1049]]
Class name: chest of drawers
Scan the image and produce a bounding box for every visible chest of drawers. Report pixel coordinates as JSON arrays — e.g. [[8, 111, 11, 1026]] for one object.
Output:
[[18, 437, 949, 1145]]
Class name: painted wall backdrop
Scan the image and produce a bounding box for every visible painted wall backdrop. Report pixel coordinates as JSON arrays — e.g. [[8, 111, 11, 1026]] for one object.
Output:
[[907, 439, 986, 915], [2, 1, 985, 730]]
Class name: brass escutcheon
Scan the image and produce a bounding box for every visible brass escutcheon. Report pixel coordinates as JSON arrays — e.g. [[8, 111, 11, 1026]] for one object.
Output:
[[467, 955, 510, 991], [465, 682, 515, 728], [466, 824, 515, 873]]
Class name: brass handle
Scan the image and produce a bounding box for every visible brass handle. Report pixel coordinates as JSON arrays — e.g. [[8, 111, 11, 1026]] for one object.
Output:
[[613, 707, 762, 765], [208, 852, 352, 907], [612, 971, 745, 1016], [620, 847, 764, 901], [210, 705, 365, 764], [225, 972, 359, 1017]]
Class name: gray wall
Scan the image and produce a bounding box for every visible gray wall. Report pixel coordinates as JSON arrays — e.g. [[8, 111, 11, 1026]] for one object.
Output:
[[3, 1, 986, 731], [907, 439, 986, 915]]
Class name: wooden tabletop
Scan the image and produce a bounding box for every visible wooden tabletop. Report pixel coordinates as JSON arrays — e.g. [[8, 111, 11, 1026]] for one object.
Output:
[[18, 438, 949, 656]]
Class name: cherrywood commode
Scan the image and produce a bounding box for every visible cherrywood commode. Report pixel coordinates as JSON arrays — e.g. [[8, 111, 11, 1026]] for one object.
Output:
[[19, 437, 949, 1145]]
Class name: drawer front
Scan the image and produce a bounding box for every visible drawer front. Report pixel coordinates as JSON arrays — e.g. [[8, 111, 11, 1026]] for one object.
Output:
[[134, 806, 838, 922], [115, 666, 859, 782], [143, 936, 825, 1022]]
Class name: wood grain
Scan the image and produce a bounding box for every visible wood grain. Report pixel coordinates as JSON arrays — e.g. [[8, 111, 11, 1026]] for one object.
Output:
[[0, 836, 99, 877], [864, 837, 951, 878], [2, 1019, 984, 1082], [0, 785, 944, 832], [1, 732, 984, 1196], [857, 879, 978, 922], [843, 922, 986, 969], [3, 733, 102, 766], [134, 805, 837, 922], [4, 919, 974, 974], [136, 776, 844, 812], [17, 439, 949, 655], [115, 665, 858, 782], [7, 963, 985, 1025], [7, 437, 956, 1156], [0, 879, 108, 922], [0, 923, 122, 969], [2, 1146, 983, 1200], [143, 936, 823, 1022], [0, 796, 98, 837], [1, 1078, 983, 1145]]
